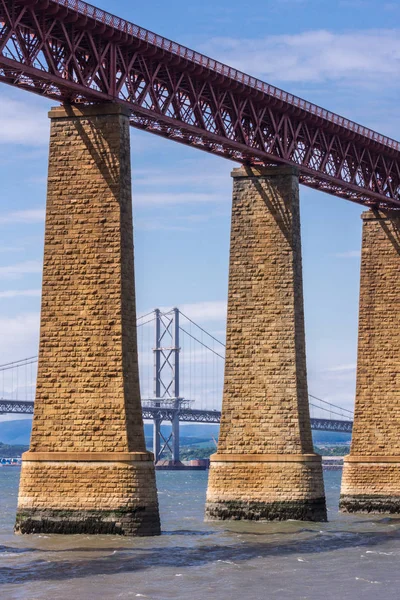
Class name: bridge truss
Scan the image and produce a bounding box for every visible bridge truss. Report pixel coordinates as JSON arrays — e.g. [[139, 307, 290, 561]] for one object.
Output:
[[1, 0, 400, 209]]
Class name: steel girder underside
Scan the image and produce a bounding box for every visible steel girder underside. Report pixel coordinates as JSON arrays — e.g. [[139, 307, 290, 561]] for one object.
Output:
[[1, 0, 400, 209]]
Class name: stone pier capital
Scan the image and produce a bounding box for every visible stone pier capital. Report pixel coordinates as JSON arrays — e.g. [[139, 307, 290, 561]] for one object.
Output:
[[231, 164, 299, 178], [48, 102, 131, 119]]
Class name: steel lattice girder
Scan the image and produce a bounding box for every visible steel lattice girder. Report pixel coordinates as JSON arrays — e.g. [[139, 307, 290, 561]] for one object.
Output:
[[1, 1, 400, 208], [0, 400, 34, 413], [310, 418, 353, 433], [141, 407, 222, 424]]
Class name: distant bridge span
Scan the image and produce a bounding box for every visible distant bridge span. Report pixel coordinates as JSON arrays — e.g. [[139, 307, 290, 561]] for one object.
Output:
[[0, 399, 353, 433]]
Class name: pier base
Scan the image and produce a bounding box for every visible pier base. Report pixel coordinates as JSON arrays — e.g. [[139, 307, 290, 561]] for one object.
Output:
[[340, 211, 400, 514], [340, 457, 400, 514], [205, 166, 326, 522], [206, 454, 326, 521], [15, 453, 159, 535], [15, 104, 160, 535]]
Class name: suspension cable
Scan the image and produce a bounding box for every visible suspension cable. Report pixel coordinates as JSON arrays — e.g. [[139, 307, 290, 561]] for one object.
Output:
[[136, 310, 156, 321], [137, 317, 156, 328], [309, 393, 353, 414], [309, 402, 353, 420], [0, 309, 354, 420], [179, 311, 226, 347], [179, 326, 225, 360], [0, 358, 38, 372]]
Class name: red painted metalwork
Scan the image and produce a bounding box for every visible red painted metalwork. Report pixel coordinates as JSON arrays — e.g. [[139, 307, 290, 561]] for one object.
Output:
[[1, 0, 400, 209]]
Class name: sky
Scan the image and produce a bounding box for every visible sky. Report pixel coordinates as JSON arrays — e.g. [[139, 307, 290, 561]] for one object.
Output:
[[1, 0, 400, 419]]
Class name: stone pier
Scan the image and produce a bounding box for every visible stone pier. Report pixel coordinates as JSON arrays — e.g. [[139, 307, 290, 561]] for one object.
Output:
[[15, 104, 160, 535], [205, 166, 326, 522], [340, 210, 400, 514]]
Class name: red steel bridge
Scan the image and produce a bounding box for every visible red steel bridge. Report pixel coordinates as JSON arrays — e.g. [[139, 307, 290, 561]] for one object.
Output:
[[1, 0, 400, 209]]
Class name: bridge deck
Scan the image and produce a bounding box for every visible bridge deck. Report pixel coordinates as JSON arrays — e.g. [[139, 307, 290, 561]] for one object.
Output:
[[1, 0, 400, 208], [0, 399, 353, 433]]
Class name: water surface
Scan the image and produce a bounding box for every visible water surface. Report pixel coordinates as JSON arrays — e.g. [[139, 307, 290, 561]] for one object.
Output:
[[0, 469, 399, 599]]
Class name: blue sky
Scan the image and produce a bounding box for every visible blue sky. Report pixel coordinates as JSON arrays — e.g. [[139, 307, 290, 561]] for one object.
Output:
[[1, 0, 399, 418]]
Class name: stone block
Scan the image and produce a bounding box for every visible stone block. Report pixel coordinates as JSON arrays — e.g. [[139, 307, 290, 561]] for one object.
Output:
[[15, 104, 160, 535], [205, 166, 326, 522], [340, 210, 400, 513]]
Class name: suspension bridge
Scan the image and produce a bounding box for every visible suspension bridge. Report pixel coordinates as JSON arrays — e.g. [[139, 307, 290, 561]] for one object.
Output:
[[0, 308, 354, 463]]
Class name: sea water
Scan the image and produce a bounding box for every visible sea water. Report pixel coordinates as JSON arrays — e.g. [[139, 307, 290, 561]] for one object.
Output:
[[0, 469, 399, 599]]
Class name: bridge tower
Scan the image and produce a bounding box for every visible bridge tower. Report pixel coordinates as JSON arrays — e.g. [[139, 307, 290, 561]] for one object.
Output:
[[340, 210, 400, 513], [15, 104, 160, 535], [152, 308, 182, 465], [205, 166, 326, 522]]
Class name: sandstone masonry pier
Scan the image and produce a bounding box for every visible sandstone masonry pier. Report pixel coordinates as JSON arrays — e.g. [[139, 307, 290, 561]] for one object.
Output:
[[15, 104, 160, 535], [205, 166, 327, 522], [340, 210, 400, 514]]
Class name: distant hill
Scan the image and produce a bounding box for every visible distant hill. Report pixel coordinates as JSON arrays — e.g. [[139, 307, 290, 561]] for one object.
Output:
[[0, 419, 32, 445], [312, 430, 351, 444], [0, 420, 219, 447], [0, 441, 28, 457], [0, 419, 350, 447], [144, 423, 219, 440]]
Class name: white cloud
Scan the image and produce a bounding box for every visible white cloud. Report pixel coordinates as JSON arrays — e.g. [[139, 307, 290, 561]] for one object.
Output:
[[308, 357, 357, 414], [0, 97, 49, 146], [332, 250, 361, 259], [0, 415, 33, 423], [176, 301, 227, 322], [0, 312, 40, 365], [27, 176, 47, 185], [133, 168, 229, 190], [0, 246, 23, 253], [325, 363, 357, 373], [133, 191, 228, 206], [135, 209, 229, 231], [131, 159, 233, 206], [209, 329, 227, 338], [201, 30, 400, 85], [140, 301, 227, 324], [0, 289, 41, 299], [0, 261, 42, 278], [135, 219, 193, 232], [0, 208, 45, 225]]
